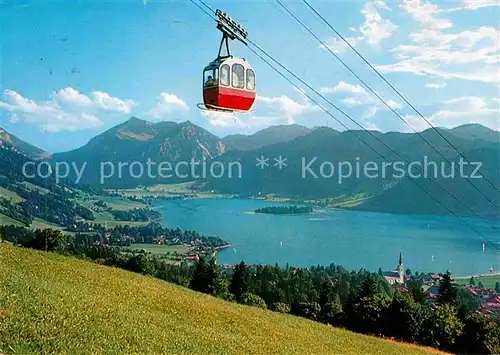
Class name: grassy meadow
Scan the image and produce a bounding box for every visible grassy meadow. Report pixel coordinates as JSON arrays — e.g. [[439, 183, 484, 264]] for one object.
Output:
[[0, 243, 446, 355], [455, 274, 500, 289], [130, 243, 191, 255]]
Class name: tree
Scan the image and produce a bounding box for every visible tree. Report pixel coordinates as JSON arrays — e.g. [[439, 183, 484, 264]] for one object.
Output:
[[293, 301, 321, 321], [240, 292, 267, 309], [424, 304, 463, 351], [478, 281, 484, 288], [189, 256, 226, 296], [455, 288, 480, 320], [495, 281, 500, 293], [318, 279, 335, 308], [386, 292, 426, 343], [437, 270, 457, 305], [348, 294, 391, 335], [321, 294, 343, 325], [189, 257, 210, 294], [469, 276, 475, 286], [407, 278, 426, 304], [230, 261, 250, 300], [378, 267, 383, 276], [359, 274, 379, 299], [456, 313, 500, 354], [126, 253, 155, 275], [207, 257, 226, 296], [405, 268, 412, 276], [29, 229, 67, 252], [213, 275, 232, 300]]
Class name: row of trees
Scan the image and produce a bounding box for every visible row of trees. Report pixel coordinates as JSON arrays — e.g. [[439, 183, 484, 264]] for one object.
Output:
[[1, 226, 499, 354], [0, 197, 33, 226], [109, 208, 162, 222], [2, 222, 228, 251]]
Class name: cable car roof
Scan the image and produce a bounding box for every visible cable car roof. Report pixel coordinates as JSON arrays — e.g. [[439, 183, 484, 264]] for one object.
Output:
[[204, 56, 252, 70]]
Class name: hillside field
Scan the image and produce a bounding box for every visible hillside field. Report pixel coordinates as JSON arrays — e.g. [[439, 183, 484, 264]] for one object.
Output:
[[0, 243, 445, 354]]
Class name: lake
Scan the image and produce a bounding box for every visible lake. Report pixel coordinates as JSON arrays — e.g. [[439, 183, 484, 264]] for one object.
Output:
[[155, 198, 500, 276]]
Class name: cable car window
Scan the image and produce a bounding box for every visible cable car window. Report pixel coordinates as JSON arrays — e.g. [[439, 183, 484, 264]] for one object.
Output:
[[232, 64, 245, 89], [204, 68, 218, 87], [246, 69, 255, 91], [220, 64, 230, 86]]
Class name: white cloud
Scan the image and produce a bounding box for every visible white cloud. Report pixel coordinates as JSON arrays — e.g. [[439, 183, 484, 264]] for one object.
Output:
[[51, 88, 135, 114], [201, 110, 246, 128], [449, 0, 500, 11], [400, 0, 452, 29], [201, 91, 320, 132], [52, 87, 93, 107], [91, 91, 135, 114], [425, 82, 447, 89], [343, 97, 364, 106], [0, 88, 134, 132], [360, 3, 398, 47], [144, 93, 189, 119], [364, 106, 378, 118], [377, 1, 500, 85], [9, 113, 19, 124], [320, 36, 363, 54], [320, 81, 402, 118], [373, 0, 391, 11], [257, 93, 320, 123], [321, 1, 396, 53], [404, 96, 500, 131], [321, 81, 367, 95], [386, 99, 403, 109]]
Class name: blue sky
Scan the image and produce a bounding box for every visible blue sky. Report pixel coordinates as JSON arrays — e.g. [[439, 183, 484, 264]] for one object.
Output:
[[1, 0, 499, 153]]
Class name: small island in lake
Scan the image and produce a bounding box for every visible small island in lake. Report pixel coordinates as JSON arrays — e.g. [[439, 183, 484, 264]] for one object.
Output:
[[254, 205, 313, 215]]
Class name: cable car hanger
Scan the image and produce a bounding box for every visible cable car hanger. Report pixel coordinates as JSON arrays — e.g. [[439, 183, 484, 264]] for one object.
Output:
[[215, 9, 248, 59], [198, 9, 256, 114]]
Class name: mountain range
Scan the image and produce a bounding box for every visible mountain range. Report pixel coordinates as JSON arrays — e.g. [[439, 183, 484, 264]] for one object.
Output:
[[1, 119, 498, 217], [0, 128, 50, 159], [222, 124, 312, 151]]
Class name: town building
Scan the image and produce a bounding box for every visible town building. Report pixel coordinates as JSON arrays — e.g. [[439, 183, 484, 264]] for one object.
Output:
[[382, 252, 406, 285]]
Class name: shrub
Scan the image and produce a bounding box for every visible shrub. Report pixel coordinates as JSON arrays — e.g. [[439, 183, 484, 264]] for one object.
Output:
[[270, 302, 291, 313], [293, 301, 321, 321], [240, 293, 267, 309]]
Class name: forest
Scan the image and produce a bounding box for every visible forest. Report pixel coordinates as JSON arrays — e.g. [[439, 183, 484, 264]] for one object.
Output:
[[0, 225, 498, 354]]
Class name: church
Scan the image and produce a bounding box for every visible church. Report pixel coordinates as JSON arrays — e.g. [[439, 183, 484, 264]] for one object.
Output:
[[382, 252, 406, 285]]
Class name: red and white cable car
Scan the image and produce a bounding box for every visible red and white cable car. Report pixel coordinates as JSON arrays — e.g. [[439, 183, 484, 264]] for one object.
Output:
[[198, 10, 256, 113]]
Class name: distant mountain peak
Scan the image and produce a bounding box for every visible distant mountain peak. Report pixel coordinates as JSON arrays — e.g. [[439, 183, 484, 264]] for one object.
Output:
[[223, 124, 312, 151], [0, 127, 49, 159], [449, 123, 499, 142], [126, 116, 147, 123]]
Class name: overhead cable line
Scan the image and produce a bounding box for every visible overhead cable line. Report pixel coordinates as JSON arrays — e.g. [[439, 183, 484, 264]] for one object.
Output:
[[276, 0, 499, 211], [298, 0, 500, 198], [189, 0, 500, 249], [245, 4, 500, 234]]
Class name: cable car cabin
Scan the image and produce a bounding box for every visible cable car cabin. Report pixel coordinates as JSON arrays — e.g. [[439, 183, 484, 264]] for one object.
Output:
[[203, 56, 256, 112]]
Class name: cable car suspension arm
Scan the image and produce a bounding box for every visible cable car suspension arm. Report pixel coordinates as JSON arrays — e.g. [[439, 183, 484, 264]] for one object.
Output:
[[215, 9, 248, 59]]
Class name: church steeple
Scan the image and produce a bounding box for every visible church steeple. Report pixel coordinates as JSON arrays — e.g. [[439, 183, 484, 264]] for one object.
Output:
[[397, 251, 404, 284]]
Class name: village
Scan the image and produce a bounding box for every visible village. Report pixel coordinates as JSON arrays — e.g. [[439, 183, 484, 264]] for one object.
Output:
[[380, 252, 500, 320]]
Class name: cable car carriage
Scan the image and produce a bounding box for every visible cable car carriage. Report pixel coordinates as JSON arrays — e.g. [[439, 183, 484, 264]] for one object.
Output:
[[198, 10, 256, 113]]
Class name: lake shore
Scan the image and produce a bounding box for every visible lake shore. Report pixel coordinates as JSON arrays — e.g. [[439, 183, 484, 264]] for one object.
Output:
[[154, 197, 500, 276]]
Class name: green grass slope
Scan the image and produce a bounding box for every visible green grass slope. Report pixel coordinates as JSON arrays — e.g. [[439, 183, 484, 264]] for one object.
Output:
[[0, 244, 444, 355]]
